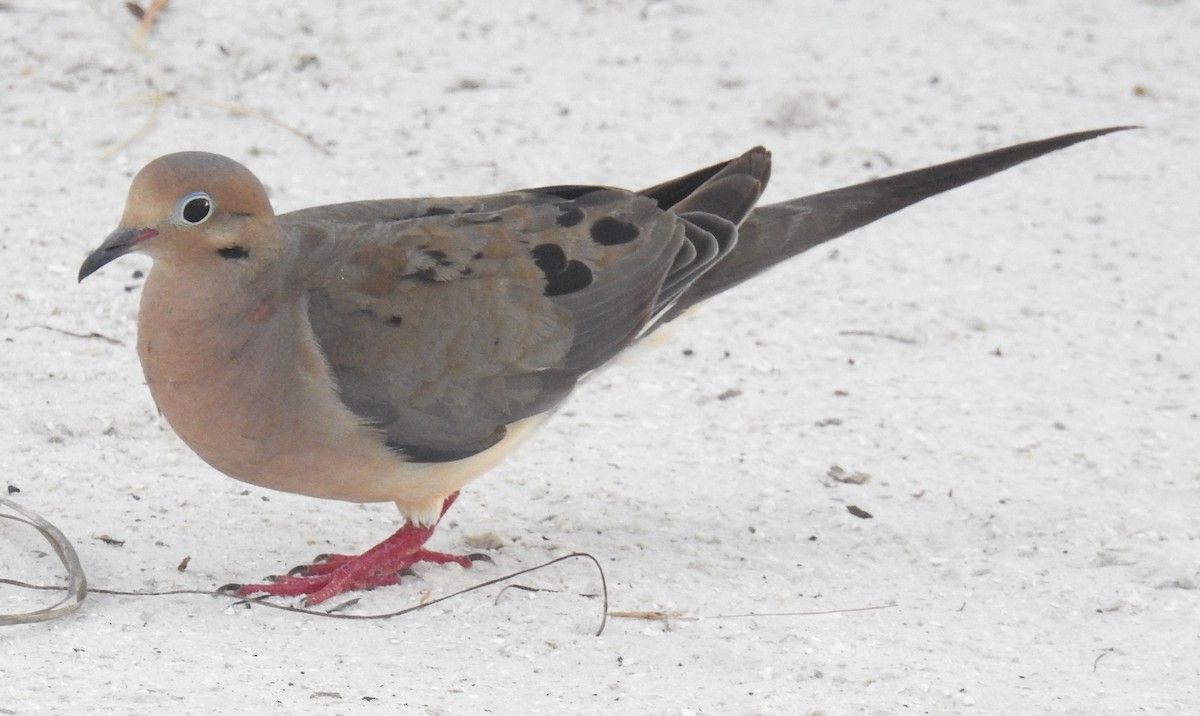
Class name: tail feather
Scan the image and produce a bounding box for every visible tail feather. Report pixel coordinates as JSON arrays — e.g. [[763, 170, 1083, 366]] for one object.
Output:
[[669, 126, 1135, 317], [640, 146, 772, 225], [642, 146, 773, 320]]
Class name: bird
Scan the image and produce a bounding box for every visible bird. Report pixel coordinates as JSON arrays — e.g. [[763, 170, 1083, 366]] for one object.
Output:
[[79, 127, 1128, 605]]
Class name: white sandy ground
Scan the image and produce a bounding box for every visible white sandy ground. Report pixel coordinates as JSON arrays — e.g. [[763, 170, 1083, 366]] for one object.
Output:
[[1, 1, 1197, 713]]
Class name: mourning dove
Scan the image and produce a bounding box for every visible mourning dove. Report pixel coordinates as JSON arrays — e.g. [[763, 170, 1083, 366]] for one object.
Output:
[[79, 127, 1127, 604]]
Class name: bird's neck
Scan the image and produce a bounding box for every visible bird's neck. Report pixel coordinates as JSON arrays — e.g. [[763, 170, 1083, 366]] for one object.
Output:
[[135, 265, 315, 471]]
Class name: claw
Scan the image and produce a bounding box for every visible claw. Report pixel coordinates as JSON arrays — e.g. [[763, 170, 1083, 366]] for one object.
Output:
[[219, 491, 481, 604]]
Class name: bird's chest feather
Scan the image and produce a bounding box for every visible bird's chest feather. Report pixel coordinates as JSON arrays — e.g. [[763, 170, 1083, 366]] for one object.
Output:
[[137, 278, 317, 461], [137, 289, 291, 457], [133, 273, 418, 503]]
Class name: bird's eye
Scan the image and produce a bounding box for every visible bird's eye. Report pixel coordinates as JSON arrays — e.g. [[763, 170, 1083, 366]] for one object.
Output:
[[177, 192, 214, 226]]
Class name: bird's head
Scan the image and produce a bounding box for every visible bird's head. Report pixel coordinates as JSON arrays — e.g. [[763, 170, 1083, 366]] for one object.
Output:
[[79, 151, 282, 282]]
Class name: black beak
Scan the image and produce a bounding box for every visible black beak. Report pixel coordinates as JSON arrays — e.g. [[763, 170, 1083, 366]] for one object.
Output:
[[78, 227, 157, 282]]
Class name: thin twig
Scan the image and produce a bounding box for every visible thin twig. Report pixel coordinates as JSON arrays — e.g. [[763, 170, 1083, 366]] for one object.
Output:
[[102, 97, 160, 160], [704, 603, 897, 619], [18, 324, 123, 346], [217, 552, 609, 635], [117, 93, 332, 156], [5, 552, 609, 635], [494, 583, 600, 605], [609, 610, 677, 621], [608, 602, 897, 624], [838, 330, 918, 345], [130, 0, 169, 48]]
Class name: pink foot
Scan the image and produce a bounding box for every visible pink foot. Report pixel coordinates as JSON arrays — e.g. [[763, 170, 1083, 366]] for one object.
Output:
[[230, 492, 479, 605]]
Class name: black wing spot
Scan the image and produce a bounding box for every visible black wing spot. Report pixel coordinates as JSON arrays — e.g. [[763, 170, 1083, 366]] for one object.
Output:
[[386, 315, 403, 326], [531, 243, 566, 273], [556, 206, 585, 228], [464, 213, 504, 224], [590, 217, 640, 246], [419, 206, 456, 217], [539, 185, 605, 201], [531, 243, 593, 297], [217, 246, 250, 259], [550, 261, 593, 296], [422, 249, 455, 267]]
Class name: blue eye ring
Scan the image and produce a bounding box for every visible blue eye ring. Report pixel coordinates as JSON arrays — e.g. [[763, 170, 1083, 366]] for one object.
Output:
[[176, 191, 214, 226]]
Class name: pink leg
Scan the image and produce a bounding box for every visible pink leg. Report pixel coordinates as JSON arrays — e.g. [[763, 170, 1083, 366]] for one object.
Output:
[[232, 492, 476, 605]]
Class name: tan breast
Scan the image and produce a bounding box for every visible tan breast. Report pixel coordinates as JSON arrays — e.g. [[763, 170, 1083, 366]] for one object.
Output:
[[135, 269, 538, 524]]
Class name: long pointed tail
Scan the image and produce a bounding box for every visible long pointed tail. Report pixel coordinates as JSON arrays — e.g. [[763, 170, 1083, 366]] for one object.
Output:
[[671, 126, 1134, 316]]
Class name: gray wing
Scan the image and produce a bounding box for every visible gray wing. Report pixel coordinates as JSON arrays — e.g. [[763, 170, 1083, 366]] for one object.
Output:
[[278, 147, 770, 462]]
